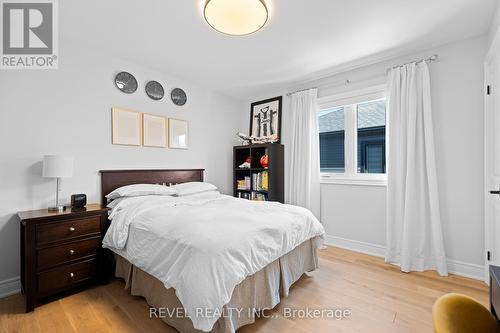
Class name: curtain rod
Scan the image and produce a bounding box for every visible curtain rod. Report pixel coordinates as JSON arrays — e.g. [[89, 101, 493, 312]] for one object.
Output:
[[286, 54, 439, 97], [389, 54, 438, 70], [285, 87, 318, 96]]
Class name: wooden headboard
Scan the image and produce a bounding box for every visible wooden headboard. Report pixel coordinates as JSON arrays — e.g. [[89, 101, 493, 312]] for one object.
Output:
[[99, 169, 204, 205]]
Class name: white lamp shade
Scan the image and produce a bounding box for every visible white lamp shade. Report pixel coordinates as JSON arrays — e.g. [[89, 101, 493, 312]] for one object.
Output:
[[42, 155, 74, 178], [204, 0, 268, 36]]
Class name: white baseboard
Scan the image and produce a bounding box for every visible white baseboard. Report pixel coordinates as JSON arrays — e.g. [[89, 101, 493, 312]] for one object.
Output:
[[324, 234, 386, 258], [447, 260, 485, 281], [0, 277, 21, 298], [324, 234, 485, 281]]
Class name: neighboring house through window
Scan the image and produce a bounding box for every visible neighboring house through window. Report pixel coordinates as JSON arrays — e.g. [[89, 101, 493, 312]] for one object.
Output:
[[357, 99, 386, 174], [319, 106, 345, 173], [318, 85, 387, 185]]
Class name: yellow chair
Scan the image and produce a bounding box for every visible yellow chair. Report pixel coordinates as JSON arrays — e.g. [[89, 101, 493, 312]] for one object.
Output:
[[432, 293, 500, 333]]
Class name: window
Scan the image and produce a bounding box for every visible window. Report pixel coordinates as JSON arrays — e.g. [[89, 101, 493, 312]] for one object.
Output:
[[318, 86, 386, 184], [319, 107, 345, 173], [357, 100, 386, 174]]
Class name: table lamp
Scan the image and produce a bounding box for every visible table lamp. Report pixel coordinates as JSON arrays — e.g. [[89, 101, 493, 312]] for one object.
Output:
[[43, 155, 73, 212]]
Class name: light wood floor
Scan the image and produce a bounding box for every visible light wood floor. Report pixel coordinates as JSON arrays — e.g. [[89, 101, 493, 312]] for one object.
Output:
[[0, 246, 488, 333]]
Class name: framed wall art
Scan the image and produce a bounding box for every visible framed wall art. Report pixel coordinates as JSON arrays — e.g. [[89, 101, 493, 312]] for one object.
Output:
[[112, 107, 142, 146], [168, 118, 189, 149], [143, 113, 167, 147], [250, 96, 282, 143]]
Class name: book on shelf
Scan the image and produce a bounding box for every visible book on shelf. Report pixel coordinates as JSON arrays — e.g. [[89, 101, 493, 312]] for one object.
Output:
[[251, 171, 268, 192], [237, 176, 251, 190], [251, 192, 267, 201], [236, 190, 267, 201], [237, 192, 251, 199], [262, 171, 268, 190]]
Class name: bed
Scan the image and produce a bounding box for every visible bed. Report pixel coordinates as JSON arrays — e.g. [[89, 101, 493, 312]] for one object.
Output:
[[100, 169, 325, 333]]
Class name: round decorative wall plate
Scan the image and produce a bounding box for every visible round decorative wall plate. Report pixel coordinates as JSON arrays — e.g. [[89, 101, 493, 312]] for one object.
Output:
[[171, 88, 187, 106], [145, 81, 164, 100], [114, 72, 138, 94]]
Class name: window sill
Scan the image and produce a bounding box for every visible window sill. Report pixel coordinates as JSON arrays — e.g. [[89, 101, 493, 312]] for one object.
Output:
[[320, 175, 387, 187]]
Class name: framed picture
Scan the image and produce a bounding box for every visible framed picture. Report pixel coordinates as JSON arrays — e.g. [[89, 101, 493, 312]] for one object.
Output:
[[250, 96, 282, 143], [112, 107, 142, 146], [143, 113, 167, 148], [168, 118, 189, 149]]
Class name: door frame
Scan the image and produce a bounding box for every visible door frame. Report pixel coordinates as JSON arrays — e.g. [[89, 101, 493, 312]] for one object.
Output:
[[484, 59, 492, 284], [484, 27, 500, 283]]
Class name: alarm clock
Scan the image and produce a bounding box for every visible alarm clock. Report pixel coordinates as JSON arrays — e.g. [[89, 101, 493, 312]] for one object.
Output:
[[71, 194, 87, 208]]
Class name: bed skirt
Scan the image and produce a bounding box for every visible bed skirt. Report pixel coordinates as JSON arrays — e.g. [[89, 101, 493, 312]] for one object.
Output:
[[114, 236, 322, 333]]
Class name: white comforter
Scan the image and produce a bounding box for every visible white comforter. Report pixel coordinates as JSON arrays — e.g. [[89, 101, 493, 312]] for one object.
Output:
[[102, 192, 325, 332]]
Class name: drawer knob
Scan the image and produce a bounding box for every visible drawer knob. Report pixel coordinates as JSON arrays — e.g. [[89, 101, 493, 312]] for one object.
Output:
[[69, 227, 75, 232], [69, 249, 75, 255], [69, 272, 75, 278]]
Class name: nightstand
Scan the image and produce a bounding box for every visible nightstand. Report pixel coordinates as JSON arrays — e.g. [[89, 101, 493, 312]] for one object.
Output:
[[18, 204, 110, 312]]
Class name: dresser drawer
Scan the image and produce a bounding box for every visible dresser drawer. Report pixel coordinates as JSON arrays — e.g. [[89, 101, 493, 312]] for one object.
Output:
[[19, 205, 108, 312], [37, 238, 101, 271], [37, 259, 97, 295], [36, 216, 101, 245]]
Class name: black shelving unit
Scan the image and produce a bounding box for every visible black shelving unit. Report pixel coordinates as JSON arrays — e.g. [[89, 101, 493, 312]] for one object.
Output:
[[233, 143, 284, 203]]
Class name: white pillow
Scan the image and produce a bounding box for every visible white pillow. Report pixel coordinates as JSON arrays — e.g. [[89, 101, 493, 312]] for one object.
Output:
[[172, 182, 218, 196], [106, 184, 178, 199], [107, 196, 140, 219], [107, 197, 121, 209], [177, 190, 220, 198], [107, 195, 175, 219]]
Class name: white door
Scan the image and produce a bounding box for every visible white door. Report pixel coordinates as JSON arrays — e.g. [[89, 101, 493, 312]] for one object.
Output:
[[485, 55, 500, 282]]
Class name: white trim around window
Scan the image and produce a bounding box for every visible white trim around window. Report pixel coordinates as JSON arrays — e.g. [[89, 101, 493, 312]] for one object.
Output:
[[318, 84, 387, 186]]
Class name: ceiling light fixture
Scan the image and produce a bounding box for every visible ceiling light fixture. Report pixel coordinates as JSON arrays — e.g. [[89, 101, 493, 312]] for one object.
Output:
[[204, 0, 268, 36]]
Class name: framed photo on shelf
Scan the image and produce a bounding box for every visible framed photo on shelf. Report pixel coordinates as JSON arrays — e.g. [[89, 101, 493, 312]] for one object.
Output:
[[250, 96, 282, 143], [168, 118, 189, 149], [143, 113, 167, 148], [112, 107, 142, 146]]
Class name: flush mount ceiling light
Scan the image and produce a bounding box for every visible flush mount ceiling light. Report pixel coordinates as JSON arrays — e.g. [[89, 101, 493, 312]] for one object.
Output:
[[204, 0, 268, 36]]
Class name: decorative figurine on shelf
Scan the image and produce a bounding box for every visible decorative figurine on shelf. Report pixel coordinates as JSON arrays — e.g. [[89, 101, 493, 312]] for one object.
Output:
[[255, 135, 279, 144], [237, 132, 252, 145], [236, 132, 279, 145], [260, 155, 269, 168], [239, 156, 251, 169]]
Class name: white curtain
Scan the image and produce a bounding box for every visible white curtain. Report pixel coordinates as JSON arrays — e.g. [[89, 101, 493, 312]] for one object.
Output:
[[385, 62, 448, 276], [286, 88, 321, 219]]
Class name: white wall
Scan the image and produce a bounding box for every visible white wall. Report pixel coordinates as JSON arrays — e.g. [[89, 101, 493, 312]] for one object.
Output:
[[321, 185, 386, 247], [0, 41, 245, 285], [488, 2, 500, 50], [245, 36, 487, 276]]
